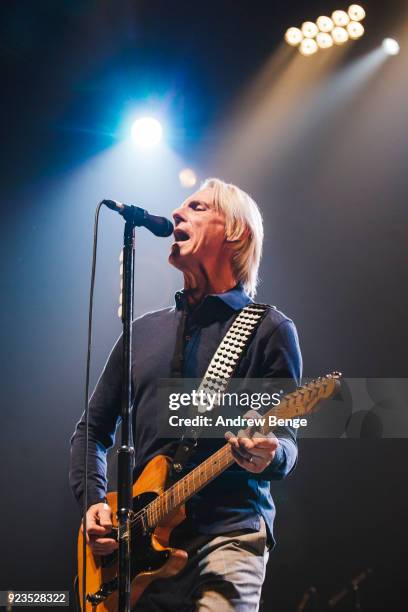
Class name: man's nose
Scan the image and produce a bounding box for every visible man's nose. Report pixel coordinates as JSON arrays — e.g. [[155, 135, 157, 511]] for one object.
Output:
[[172, 208, 187, 226]]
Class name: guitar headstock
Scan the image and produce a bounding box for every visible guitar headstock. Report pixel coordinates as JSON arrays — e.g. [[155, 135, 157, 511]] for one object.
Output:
[[282, 372, 342, 418], [313, 371, 342, 399], [302, 371, 342, 412]]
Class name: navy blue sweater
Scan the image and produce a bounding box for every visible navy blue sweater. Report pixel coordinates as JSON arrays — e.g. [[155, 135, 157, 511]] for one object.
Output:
[[69, 285, 302, 544]]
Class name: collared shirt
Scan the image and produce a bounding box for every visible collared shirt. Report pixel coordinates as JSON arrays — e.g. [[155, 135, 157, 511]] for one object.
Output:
[[69, 284, 302, 545]]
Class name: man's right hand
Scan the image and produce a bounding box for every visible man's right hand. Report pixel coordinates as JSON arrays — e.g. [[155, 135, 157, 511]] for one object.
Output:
[[82, 502, 118, 556]]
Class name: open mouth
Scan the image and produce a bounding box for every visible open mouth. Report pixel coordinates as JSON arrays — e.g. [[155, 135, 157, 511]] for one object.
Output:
[[173, 228, 190, 242]]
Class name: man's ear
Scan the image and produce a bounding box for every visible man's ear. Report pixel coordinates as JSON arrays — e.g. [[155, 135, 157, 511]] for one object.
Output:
[[225, 237, 240, 244], [225, 227, 250, 243]]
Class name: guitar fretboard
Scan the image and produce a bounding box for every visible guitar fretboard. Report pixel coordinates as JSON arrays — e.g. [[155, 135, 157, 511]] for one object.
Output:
[[145, 376, 338, 528], [146, 443, 233, 528]]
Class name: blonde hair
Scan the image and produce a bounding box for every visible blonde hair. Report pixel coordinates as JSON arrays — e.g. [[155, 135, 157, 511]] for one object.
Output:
[[201, 177, 263, 298]]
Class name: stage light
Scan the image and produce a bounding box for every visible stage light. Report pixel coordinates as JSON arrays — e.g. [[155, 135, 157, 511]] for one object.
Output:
[[316, 16, 334, 33], [347, 21, 364, 39], [131, 117, 163, 148], [382, 38, 400, 56], [299, 38, 318, 56], [316, 32, 334, 49], [301, 21, 318, 38], [332, 10, 350, 27], [285, 27, 303, 46], [332, 26, 349, 45], [285, 6, 365, 54], [348, 4, 365, 21], [179, 168, 197, 188]]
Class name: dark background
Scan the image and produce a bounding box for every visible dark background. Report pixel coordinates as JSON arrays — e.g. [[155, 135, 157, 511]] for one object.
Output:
[[1, 1, 407, 610]]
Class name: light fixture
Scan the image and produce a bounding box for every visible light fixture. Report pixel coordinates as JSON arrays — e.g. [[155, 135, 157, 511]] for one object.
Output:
[[299, 38, 318, 56], [382, 38, 400, 56], [285, 27, 303, 46], [316, 16, 334, 33], [285, 5, 365, 55], [332, 26, 349, 45], [131, 117, 163, 148], [316, 32, 334, 49], [332, 10, 350, 27], [179, 168, 197, 188], [348, 4, 365, 21], [301, 21, 319, 38], [347, 21, 364, 39]]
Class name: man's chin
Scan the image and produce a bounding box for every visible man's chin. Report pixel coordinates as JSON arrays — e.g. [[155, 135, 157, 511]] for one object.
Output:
[[169, 245, 184, 269], [168, 244, 192, 270]]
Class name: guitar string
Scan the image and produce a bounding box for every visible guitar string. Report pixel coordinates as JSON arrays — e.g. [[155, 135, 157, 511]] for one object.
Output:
[[125, 443, 233, 531], [115, 445, 235, 543], [116, 387, 321, 543], [106, 381, 328, 544], [123, 383, 323, 532], [105, 380, 334, 558]]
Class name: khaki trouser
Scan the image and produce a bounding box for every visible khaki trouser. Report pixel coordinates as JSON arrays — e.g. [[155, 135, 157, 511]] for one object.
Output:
[[137, 518, 269, 612]]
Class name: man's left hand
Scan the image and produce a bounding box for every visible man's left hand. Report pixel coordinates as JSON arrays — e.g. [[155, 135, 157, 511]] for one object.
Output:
[[226, 431, 279, 473]]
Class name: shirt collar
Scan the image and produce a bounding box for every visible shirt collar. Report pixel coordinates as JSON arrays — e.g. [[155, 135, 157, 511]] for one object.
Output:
[[174, 282, 252, 312]]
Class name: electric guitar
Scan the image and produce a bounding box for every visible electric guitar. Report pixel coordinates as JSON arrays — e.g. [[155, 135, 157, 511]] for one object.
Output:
[[77, 372, 341, 610]]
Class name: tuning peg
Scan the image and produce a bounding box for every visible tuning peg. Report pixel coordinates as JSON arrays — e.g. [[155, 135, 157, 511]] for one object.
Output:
[[326, 371, 342, 379]]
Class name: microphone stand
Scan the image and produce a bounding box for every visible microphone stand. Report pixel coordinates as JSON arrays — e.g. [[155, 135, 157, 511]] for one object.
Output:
[[297, 586, 318, 611], [117, 207, 142, 612], [100, 201, 172, 611], [327, 568, 373, 611]]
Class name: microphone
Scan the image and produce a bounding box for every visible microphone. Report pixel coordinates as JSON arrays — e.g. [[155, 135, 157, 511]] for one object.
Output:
[[103, 199, 174, 237]]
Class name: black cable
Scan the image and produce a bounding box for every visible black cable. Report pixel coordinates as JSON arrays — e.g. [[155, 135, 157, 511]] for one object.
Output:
[[81, 200, 104, 612]]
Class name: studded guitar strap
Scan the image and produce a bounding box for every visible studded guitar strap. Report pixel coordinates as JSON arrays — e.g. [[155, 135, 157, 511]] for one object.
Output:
[[170, 302, 271, 480]]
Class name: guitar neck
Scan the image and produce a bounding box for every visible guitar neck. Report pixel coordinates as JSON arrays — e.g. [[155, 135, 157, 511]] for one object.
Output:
[[145, 396, 300, 528], [146, 375, 339, 528], [146, 443, 234, 528]]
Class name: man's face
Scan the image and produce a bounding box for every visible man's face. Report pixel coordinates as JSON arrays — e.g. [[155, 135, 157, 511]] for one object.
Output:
[[169, 187, 228, 271]]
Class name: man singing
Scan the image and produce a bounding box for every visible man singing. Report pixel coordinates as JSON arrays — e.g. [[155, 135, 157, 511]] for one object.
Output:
[[70, 178, 302, 611]]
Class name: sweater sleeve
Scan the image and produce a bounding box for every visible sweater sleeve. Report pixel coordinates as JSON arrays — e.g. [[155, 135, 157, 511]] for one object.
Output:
[[69, 335, 122, 513], [255, 318, 302, 481]]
